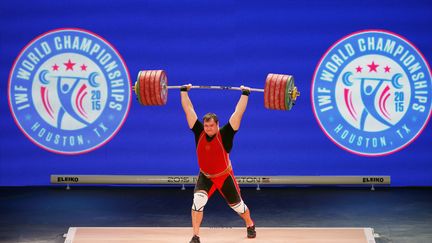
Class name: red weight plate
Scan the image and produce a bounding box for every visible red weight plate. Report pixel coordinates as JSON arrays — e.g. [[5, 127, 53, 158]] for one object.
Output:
[[149, 70, 159, 105], [139, 70, 150, 106], [274, 74, 283, 110], [264, 74, 273, 109], [160, 71, 168, 105], [279, 75, 289, 110], [269, 74, 277, 110], [142, 70, 153, 106], [153, 70, 163, 105]]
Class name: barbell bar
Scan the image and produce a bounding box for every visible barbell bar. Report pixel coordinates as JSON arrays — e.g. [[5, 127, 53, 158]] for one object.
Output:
[[133, 70, 300, 110]]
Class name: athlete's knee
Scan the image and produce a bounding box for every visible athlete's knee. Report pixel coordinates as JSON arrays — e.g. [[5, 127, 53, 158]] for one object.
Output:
[[192, 191, 208, 212], [230, 200, 248, 214]]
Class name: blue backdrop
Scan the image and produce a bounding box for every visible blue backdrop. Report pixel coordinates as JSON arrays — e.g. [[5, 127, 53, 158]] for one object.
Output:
[[1, 0, 431, 186]]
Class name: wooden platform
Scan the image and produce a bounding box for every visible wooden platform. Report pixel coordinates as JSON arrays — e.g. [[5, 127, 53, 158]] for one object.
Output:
[[64, 227, 376, 243]]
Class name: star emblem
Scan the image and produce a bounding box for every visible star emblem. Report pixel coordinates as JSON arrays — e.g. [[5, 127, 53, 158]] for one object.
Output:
[[64, 59, 76, 71], [81, 64, 88, 71], [367, 61, 379, 72]]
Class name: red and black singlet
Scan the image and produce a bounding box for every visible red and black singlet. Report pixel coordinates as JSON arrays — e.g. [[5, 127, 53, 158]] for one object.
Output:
[[192, 120, 236, 176], [191, 119, 242, 204], [196, 131, 230, 176]]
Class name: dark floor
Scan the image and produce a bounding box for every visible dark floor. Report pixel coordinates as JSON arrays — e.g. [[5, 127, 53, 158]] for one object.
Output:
[[0, 186, 431, 243]]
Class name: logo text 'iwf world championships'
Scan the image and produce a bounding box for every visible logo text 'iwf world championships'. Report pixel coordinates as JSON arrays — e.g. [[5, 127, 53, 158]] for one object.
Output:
[[8, 29, 131, 154], [312, 30, 431, 156]]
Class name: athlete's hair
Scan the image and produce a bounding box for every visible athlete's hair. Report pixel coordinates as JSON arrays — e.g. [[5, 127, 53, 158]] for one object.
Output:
[[203, 113, 219, 124]]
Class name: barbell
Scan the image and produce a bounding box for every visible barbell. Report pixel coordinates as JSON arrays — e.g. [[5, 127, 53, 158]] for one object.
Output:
[[133, 70, 300, 110]]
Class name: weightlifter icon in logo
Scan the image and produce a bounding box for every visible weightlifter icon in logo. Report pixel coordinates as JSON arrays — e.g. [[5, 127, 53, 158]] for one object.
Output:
[[341, 67, 404, 131], [38, 69, 101, 128], [8, 29, 131, 154], [312, 30, 431, 156]]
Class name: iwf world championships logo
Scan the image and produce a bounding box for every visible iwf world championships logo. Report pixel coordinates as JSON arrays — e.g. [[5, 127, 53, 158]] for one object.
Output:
[[8, 28, 131, 154], [312, 30, 431, 156]]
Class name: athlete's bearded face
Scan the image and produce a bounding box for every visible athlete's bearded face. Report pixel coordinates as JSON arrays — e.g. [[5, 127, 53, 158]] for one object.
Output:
[[203, 119, 219, 137]]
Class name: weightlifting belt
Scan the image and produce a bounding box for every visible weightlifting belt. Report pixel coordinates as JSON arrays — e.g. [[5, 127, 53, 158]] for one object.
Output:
[[200, 162, 232, 178]]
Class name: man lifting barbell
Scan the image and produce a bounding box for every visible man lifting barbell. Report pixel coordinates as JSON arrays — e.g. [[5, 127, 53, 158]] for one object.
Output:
[[180, 84, 256, 243], [133, 70, 300, 242]]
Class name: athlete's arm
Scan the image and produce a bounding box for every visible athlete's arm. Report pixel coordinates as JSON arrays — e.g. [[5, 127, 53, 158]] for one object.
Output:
[[229, 85, 250, 131], [180, 84, 198, 129]]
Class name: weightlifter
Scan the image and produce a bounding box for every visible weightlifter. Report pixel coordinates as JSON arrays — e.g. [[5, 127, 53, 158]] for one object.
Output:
[[180, 84, 256, 243]]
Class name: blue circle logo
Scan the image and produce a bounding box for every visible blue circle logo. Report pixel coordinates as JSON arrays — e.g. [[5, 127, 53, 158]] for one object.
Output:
[[312, 30, 431, 156], [8, 28, 131, 154]]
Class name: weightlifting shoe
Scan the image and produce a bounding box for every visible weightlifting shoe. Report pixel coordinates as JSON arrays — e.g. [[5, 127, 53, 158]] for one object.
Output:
[[189, 235, 200, 243], [247, 225, 256, 238]]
